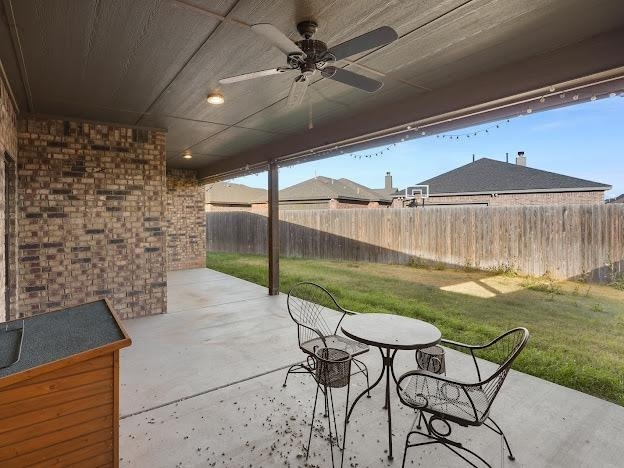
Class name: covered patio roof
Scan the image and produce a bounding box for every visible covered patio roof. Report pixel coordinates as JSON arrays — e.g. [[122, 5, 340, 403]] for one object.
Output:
[[1, 0, 624, 182]]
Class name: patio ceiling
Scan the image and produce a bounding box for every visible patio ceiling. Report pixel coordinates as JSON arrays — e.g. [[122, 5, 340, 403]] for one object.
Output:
[[1, 0, 624, 181]]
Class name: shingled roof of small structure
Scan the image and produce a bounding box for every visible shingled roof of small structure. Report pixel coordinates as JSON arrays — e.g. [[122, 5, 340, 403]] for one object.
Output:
[[395, 158, 611, 196], [280, 176, 391, 202]]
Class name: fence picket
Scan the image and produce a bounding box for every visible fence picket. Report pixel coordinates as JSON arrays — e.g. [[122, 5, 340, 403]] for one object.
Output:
[[205, 205, 624, 281]]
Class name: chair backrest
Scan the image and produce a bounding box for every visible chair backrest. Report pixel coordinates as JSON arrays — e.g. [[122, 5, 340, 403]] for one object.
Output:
[[287, 282, 346, 349], [472, 327, 529, 419]]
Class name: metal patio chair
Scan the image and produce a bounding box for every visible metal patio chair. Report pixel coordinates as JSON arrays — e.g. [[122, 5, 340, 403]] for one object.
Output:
[[305, 346, 353, 468], [396, 327, 529, 468], [416, 344, 446, 375], [282, 282, 370, 392]]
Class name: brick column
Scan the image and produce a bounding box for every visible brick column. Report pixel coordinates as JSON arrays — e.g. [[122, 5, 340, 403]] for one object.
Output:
[[165, 168, 206, 271]]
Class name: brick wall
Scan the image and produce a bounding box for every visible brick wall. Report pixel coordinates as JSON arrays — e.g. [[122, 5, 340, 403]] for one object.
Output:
[[165, 168, 206, 271], [417, 190, 605, 207], [329, 199, 391, 209], [205, 203, 254, 212], [0, 77, 18, 321], [16, 117, 167, 319]]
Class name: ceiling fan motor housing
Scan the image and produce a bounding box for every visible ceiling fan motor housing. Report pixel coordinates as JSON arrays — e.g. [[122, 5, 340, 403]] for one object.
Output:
[[296, 20, 318, 39], [300, 60, 316, 76], [295, 39, 331, 62]]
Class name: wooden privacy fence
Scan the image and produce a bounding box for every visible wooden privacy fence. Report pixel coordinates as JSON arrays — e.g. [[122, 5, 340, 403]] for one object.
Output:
[[206, 204, 624, 281]]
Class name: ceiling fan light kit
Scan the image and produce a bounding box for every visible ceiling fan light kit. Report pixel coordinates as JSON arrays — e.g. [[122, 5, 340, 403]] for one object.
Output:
[[219, 20, 398, 106], [206, 92, 225, 104]]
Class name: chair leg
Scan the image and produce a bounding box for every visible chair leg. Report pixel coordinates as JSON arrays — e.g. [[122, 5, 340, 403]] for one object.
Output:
[[443, 442, 492, 468], [283, 362, 313, 387], [353, 359, 371, 398], [401, 431, 411, 468], [306, 384, 320, 461], [485, 417, 515, 461], [340, 383, 350, 468], [324, 388, 329, 418], [401, 433, 439, 468], [328, 387, 340, 447], [401, 413, 495, 468], [327, 385, 336, 468], [282, 364, 297, 387]]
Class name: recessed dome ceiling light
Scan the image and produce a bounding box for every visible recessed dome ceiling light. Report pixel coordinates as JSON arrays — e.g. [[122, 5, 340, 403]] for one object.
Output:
[[183, 153, 192, 159], [207, 93, 225, 105]]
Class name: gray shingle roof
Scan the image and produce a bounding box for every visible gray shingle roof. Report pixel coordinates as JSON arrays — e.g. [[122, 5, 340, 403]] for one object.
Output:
[[395, 158, 611, 196], [280, 176, 391, 202], [205, 182, 267, 204]]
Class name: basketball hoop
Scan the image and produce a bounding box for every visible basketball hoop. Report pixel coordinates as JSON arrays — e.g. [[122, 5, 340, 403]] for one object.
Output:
[[403, 185, 429, 200]]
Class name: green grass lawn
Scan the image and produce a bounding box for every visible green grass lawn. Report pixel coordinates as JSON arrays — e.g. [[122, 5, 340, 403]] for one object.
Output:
[[207, 251, 624, 406]]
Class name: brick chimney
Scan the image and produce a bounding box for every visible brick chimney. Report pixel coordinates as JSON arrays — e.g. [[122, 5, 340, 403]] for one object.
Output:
[[516, 151, 526, 166], [385, 171, 393, 190]]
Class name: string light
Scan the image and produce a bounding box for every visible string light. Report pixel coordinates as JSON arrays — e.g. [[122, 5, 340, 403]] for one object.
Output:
[[290, 89, 622, 164], [435, 117, 512, 140]]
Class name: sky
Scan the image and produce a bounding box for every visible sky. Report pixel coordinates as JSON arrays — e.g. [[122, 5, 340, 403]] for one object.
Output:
[[230, 96, 624, 198]]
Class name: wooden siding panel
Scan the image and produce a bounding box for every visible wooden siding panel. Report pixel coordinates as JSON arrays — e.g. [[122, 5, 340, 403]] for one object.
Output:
[[1, 390, 112, 434], [0, 403, 113, 452], [0, 379, 113, 419], [32, 439, 114, 467], [1, 426, 113, 467], [0, 367, 112, 404], [0, 350, 119, 467], [1, 354, 113, 389]]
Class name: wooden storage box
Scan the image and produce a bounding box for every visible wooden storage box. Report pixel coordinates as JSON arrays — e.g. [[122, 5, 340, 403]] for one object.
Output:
[[0, 300, 131, 467]]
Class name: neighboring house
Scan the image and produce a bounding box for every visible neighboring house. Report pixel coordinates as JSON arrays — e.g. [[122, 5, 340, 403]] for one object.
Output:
[[394, 153, 612, 207], [278, 176, 392, 210], [205, 182, 267, 212], [373, 172, 398, 198], [606, 194, 624, 204]]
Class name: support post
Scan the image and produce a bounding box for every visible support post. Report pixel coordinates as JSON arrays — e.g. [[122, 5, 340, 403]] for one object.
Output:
[[268, 161, 279, 295]]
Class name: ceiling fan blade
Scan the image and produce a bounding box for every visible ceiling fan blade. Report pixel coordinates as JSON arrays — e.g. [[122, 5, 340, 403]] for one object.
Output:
[[219, 67, 296, 84], [251, 23, 307, 58], [321, 66, 382, 92], [287, 75, 309, 107], [328, 26, 398, 61]]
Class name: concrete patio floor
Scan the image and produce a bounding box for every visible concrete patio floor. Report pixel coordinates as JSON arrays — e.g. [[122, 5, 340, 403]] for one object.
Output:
[[119, 268, 624, 467]]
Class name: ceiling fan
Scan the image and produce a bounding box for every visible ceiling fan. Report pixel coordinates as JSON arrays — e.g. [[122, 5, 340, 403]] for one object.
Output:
[[219, 20, 398, 106]]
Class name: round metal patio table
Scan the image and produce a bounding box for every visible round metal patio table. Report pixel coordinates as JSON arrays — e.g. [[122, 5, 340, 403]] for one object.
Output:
[[341, 313, 441, 460]]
